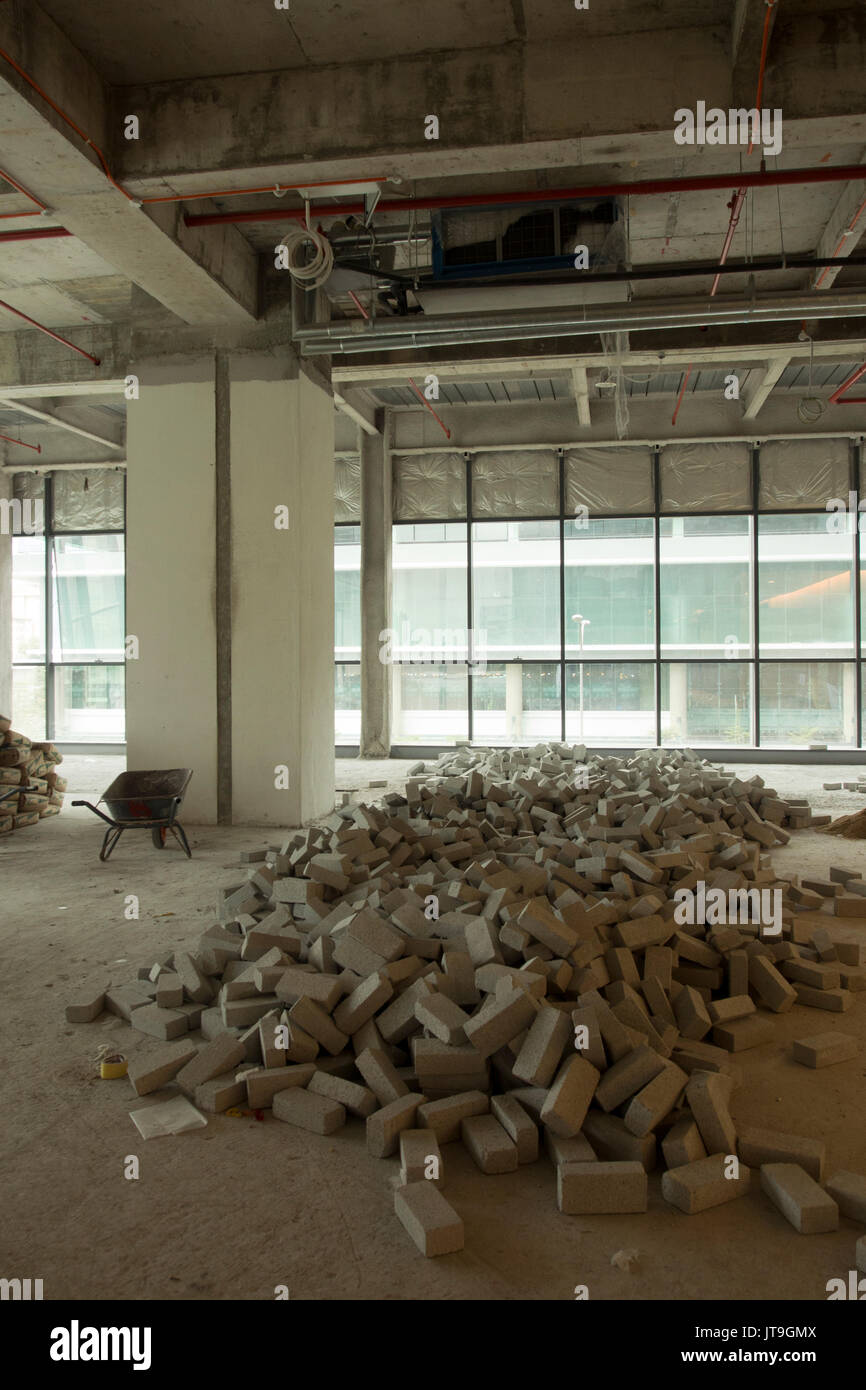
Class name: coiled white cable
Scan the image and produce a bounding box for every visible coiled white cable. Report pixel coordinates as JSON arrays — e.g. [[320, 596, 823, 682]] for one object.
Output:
[[278, 224, 334, 289]]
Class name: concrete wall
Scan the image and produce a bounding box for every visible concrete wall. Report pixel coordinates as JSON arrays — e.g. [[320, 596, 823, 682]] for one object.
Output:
[[0, 471, 11, 718], [125, 361, 219, 824]]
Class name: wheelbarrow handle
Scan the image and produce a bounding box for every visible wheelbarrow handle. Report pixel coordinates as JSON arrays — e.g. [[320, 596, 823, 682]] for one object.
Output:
[[71, 800, 118, 827]]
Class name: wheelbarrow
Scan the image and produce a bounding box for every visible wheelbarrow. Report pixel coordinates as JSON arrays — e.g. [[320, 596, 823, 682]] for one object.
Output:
[[73, 768, 193, 862]]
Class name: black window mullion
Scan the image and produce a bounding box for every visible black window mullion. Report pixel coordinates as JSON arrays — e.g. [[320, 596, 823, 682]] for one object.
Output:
[[558, 449, 566, 743], [44, 474, 54, 742], [854, 440, 862, 748], [465, 454, 473, 744]]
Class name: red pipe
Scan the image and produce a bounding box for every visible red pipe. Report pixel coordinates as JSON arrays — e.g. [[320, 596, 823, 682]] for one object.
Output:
[[0, 165, 47, 219], [347, 289, 370, 320], [184, 163, 866, 228], [829, 362, 866, 405], [670, 365, 693, 427], [710, 189, 747, 296], [0, 226, 72, 243], [0, 296, 100, 364], [0, 432, 41, 452], [408, 377, 451, 439]]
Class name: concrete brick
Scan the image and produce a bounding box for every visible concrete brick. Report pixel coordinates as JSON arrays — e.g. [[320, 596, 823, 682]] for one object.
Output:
[[825, 1171, 866, 1224], [673, 985, 712, 1040], [355, 1046, 410, 1105], [569, 1006, 607, 1070], [414, 992, 471, 1045], [662, 1153, 752, 1213], [748, 955, 797, 1013], [195, 1071, 246, 1113], [460, 1112, 520, 1178], [558, 1160, 648, 1214], [174, 952, 215, 1004], [792, 1032, 858, 1069], [288, 996, 349, 1056], [308, 1069, 378, 1117], [711, 1015, 775, 1051], [244, 1064, 315, 1108], [540, 1055, 600, 1138], [661, 1117, 707, 1169], [490, 1094, 538, 1163], [858, 1235, 866, 1276], [707, 995, 755, 1025], [367, 1093, 427, 1157], [545, 1131, 596, 1166], [221, 995, 281, 1027], [275, 967, 343, 1012], [400, 1129, 444, 1186], [595, 1044, 666, 1113], [65, 983, 111, 1023], [127, 1041, 198, 1096], [686, 1071, 737, 1154], [176, 1034, 246, 1096], [377, 977, 436, 1043], [105, 983, 154, 1020], [582, 1112, 657, 1171], [760, 1163, 838, 1234], [624, 1062, 689, 1137], [464, 988, 537, 1059], [512, 1004, 572, 1087], [737, 1124, 825, 1181], [273, 1085, 346, 1135], [332, 971, 393, 1035], [130, 1003, 189, 1041], [394, 1182, 463, 1257], [792, 983, 853, 1012], [154, 973, 183, 1008], [417, 1090, 489, 1144]]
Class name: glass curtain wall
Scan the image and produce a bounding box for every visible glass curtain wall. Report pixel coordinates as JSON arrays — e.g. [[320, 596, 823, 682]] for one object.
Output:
[[11, 472, 126, 742], [381, 440, 863, 748]]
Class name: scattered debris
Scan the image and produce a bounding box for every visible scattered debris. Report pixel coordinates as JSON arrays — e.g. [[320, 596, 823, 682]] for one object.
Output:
[[70, 744, 866, 1257]]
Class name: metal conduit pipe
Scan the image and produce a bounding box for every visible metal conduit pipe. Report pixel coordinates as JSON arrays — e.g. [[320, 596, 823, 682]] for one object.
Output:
[[294, 291, 866, 355]]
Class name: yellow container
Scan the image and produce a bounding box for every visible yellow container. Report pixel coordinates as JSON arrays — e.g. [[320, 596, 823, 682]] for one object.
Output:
[[100, 1053, 128, 1079]]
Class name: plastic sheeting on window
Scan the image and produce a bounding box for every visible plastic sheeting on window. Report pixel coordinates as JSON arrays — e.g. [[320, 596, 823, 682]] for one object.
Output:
[[12, 472, 44, 503], [335, 456, 361, 523], [660, 442, 751, 512], [565, 446, 653, 514], [472, 450, 558, 517], [52, 470, 124, 531], [393, 453, 466, 520], [758, 437, 850, 510]]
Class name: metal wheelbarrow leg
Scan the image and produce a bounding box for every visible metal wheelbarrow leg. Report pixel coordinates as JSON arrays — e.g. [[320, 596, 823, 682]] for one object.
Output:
[[100, 825, 125, 862]]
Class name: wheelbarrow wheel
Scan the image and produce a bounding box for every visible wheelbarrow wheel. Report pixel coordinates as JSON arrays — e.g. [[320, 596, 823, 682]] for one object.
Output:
[[151, 826, 167, 849]]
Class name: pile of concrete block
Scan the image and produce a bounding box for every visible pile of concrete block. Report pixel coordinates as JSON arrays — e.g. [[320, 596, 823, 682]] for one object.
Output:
[[68, 743, 865, 1263], [0, 715, 65, 836]]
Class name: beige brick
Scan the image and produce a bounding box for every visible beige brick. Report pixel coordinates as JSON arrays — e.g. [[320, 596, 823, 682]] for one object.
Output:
[[512, 1004, 572, 1087], [244, 1064, 315, 1108], [711, 1015, 775, 1051], [418, 1090, 489, 1144], [737, 1124, 825, 1181], [662, 1153, 751, 1213], [399, 1129, 444, 1187], [367, 1093, 426, 1157], [273, 1085, 346, 1134], [464, 989, 538, 1059], [825, 1170, 866, 1224], [461, 1113, 519, 1174], [308, 1069, 378, 1117], [624, 1062, 689, 1137], [127, 1041, 198, 1097], [332, 971, 393, 1036], [394, 1182, 463, 1257], [540, 1055, 600, 1138], [355, 1046, 410, 1105], [686, 1071, 737, 1154], [176, 1034, 245, 1096], [558, 1160, 648, 1214], [760, 1163, 838, 1234], [490, 1094, 538, 1164], [595, 1044, 666, 1113], [792, 1032, 858, 1069], [661, 1116, 707, 1169]]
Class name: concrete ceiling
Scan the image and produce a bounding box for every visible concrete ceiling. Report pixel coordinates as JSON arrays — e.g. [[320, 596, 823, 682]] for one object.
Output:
[[0, 0, 865, 464]]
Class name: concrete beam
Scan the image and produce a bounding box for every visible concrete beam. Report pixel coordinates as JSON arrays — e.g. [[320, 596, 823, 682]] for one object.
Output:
[[571, 367, 591, 427], [334, 389, 380, 436], [0, 3, 258, 324], [0, 397, 124, 451], [809, 173, 866, 291], [333, 339, 866, 387], [741, 354, 791, 420]]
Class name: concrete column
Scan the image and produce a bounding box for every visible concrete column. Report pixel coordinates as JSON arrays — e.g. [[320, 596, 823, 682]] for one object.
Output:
[[126, 357, 219, 823], [842, 661, 857, 745], [229, 357, 335, 824], [126, 350, 335, 826], [0, 471, 11, 718], [360, 417, 391, 757], [668, 662, 688, 740], [505, 661, 523, 742]]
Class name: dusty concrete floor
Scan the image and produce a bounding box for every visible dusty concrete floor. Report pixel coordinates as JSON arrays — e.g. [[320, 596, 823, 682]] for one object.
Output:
[[2, 755, 866, 1302]]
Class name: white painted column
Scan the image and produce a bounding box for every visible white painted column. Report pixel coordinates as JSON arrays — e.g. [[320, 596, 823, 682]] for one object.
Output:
[[505, 661, 523, 742], [126, 357, 219, 823], [0, 471, 11, 717], [125, 351, 335, 827], [230, 357, 335, 824]]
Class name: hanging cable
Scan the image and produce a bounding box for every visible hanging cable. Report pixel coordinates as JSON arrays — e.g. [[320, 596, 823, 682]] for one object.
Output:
[[276, 223, 334, 289]]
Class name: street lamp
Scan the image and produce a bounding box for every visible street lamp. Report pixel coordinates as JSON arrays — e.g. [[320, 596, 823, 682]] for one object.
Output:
[[571, 614, 591, 739]]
